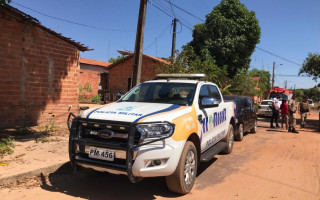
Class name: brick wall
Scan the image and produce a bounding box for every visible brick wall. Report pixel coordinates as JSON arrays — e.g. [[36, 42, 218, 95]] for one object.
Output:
[[108, 56, 163, 91], [79, 64, 108, 98], [79, 69, 100, 97], [0, 10, 81, 128]]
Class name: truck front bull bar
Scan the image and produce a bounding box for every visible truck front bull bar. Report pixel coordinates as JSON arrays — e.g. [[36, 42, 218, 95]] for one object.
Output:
[[67, 113, 174, 183]]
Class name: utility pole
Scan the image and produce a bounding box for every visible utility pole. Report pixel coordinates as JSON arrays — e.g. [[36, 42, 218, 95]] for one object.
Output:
[[284, 80, 287, 89], [132, 0, 147, 88], [171, 18, 177, 62], [272, 61, 275, 89]]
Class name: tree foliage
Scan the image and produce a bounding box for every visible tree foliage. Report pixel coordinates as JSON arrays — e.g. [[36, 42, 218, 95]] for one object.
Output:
[[108, 56, 123, 63], [159, 49, 230, 89], [186, 0, 261, 77], [299, 53, 320, 80], [248, 69, 271, 94], [231, 69, 262, 97], [0, 0, 10, 6]]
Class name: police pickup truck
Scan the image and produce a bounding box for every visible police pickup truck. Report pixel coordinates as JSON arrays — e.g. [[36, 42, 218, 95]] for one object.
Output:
[[68, 74, 236, 194]]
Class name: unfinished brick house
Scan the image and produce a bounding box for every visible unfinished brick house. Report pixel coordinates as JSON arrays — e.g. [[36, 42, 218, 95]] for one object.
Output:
[[0, 5, 88, 128], [79, 58, 110, 99], [107, 50, 170, 92]]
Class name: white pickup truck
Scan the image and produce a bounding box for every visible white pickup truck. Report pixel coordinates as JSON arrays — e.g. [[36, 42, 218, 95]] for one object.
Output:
[[68, 74, 236, 194]]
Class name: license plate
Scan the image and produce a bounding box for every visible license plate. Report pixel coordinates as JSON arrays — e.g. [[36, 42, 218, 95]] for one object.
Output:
[[89, 147, 115, 161]]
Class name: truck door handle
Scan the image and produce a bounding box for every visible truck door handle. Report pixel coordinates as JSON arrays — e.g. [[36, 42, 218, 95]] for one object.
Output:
[[198, 114, 203, 123]]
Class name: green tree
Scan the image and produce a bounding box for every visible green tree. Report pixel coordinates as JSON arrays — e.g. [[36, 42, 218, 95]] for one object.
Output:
[[186, 0, 261, 77], [248, 68, 271, 96], [108, 56, 123, 63], [0, 0, 11, 5], [299, 53, 320, 80], [231, 70, 261, 96]]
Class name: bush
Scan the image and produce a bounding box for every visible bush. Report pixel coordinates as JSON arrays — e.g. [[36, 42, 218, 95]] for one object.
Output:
[[45, 121, 56, 133], [90, 94, 102, 104], [0, 138, 15, 155]]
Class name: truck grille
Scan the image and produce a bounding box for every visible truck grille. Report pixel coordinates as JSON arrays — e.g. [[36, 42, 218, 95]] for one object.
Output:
[[77, 119, 141, 147]]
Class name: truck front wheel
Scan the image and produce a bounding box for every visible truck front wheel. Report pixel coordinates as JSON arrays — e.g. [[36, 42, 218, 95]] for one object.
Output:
[[166, 141, 198, 194], [222, 124, 234, 154]]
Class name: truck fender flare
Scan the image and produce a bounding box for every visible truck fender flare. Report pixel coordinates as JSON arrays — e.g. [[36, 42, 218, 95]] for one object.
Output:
[[187, 133, 201, 166]]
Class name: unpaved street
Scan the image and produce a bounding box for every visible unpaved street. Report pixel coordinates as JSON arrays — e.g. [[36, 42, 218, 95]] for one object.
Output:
[[1, 113, 319, 200]]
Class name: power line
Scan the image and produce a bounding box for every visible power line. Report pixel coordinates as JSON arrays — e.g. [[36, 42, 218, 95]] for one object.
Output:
[[256, 47, 302, 67], [169, 0, 176, 18], [153, 0, 193, 28], [12, 1, 136, 32], [159, 1, 303, 68], [148, 0, 174, 19], [162, 0, 205, 22], [144, 23, 171, 51], [148, 0, 193, 30], [275, 74, 309, 77]]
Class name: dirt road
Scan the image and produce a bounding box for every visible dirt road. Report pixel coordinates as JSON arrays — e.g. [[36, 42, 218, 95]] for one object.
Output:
[[1, 112, 319, 200]]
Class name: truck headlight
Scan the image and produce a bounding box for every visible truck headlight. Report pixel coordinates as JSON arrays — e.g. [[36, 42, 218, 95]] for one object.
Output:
[[136, 122, 174, 138]]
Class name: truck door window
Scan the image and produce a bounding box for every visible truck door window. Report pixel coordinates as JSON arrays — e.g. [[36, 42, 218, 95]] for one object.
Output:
[[246, 98, 253, 109], [199, 85, 210, 100], [208, 85, 222, 103]]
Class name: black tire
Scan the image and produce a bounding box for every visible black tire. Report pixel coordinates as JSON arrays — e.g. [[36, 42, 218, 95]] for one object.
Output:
[[235, 123, 244, 141], [166, 141, 198, 194], [250, 119, 257, 133], [222, 124, 234, 154]]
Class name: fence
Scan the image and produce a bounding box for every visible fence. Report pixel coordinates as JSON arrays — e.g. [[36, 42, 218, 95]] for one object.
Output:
[[99, 89, 127, 103]]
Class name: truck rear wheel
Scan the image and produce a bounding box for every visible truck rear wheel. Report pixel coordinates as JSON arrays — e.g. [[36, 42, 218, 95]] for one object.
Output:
[[250, 119, 257, 133], [222, 124, 234, 154], [166, 141, 198, 194], [235, 123, 244, 141]]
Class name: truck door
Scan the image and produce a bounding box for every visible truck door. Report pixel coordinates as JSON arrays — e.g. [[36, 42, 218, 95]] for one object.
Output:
[[197, 84, 227, 153]]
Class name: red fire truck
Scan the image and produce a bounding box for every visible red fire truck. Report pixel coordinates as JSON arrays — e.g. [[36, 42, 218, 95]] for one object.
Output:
[[268, 87, 293, 100]]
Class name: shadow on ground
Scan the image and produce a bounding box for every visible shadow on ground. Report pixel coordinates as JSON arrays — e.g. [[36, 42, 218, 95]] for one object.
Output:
[[258, 116, 320, 134], [41, 163, 182, 200], [0, 125, 68, 143]]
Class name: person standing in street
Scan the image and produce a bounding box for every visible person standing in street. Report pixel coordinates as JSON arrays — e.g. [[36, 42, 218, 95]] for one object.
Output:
[[270, 94, 280, 128], [288, 95, 299, 133], [298, 96, 310, 128], [280, 99, 288, 130]]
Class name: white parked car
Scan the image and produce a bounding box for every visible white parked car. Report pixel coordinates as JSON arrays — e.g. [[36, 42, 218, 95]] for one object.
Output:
[[257, 99, 273, 117], [68, 74, 237, 194]]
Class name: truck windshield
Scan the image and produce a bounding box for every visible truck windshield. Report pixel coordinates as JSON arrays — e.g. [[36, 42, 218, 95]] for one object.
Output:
[[120, 82, 197, 106]]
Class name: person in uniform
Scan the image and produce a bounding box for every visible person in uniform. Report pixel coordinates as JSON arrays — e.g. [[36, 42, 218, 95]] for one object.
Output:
[[298, 96, 310, 128], [288, 95, 299, 133]]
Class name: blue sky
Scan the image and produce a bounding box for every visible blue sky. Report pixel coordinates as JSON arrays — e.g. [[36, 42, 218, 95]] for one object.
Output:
[[10, 0, 320, 89]]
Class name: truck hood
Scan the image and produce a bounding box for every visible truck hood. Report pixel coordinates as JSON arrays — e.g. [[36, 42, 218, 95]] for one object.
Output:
[[81, 102, 190, 123]]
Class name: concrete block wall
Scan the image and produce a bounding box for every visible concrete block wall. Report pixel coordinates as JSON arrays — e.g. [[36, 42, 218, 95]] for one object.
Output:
[[0, 10, 80, 128]]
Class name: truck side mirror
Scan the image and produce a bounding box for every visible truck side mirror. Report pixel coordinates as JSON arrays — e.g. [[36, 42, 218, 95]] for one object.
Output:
[[200, 97, 219, 108]]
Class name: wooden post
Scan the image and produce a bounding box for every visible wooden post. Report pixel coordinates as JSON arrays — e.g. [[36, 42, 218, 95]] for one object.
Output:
[[132, 0, 147, 88]]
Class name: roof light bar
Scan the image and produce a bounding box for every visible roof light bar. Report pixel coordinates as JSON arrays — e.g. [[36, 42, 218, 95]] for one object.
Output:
[[154, 74, 206, 81]]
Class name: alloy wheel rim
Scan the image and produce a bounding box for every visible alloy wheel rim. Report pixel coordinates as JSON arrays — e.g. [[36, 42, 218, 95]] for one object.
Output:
[[229, 127, 234, 148], [184, 150, 196, 185], [239, 125, 243, 138]]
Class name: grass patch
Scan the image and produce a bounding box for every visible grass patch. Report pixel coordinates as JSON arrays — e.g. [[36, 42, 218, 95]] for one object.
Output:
[[15, 127, 32, 136], [45, 121, 56, 133], [0, 138, 15, 155], [36, 136, 61, 143], [36, 136, 50, 143]]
